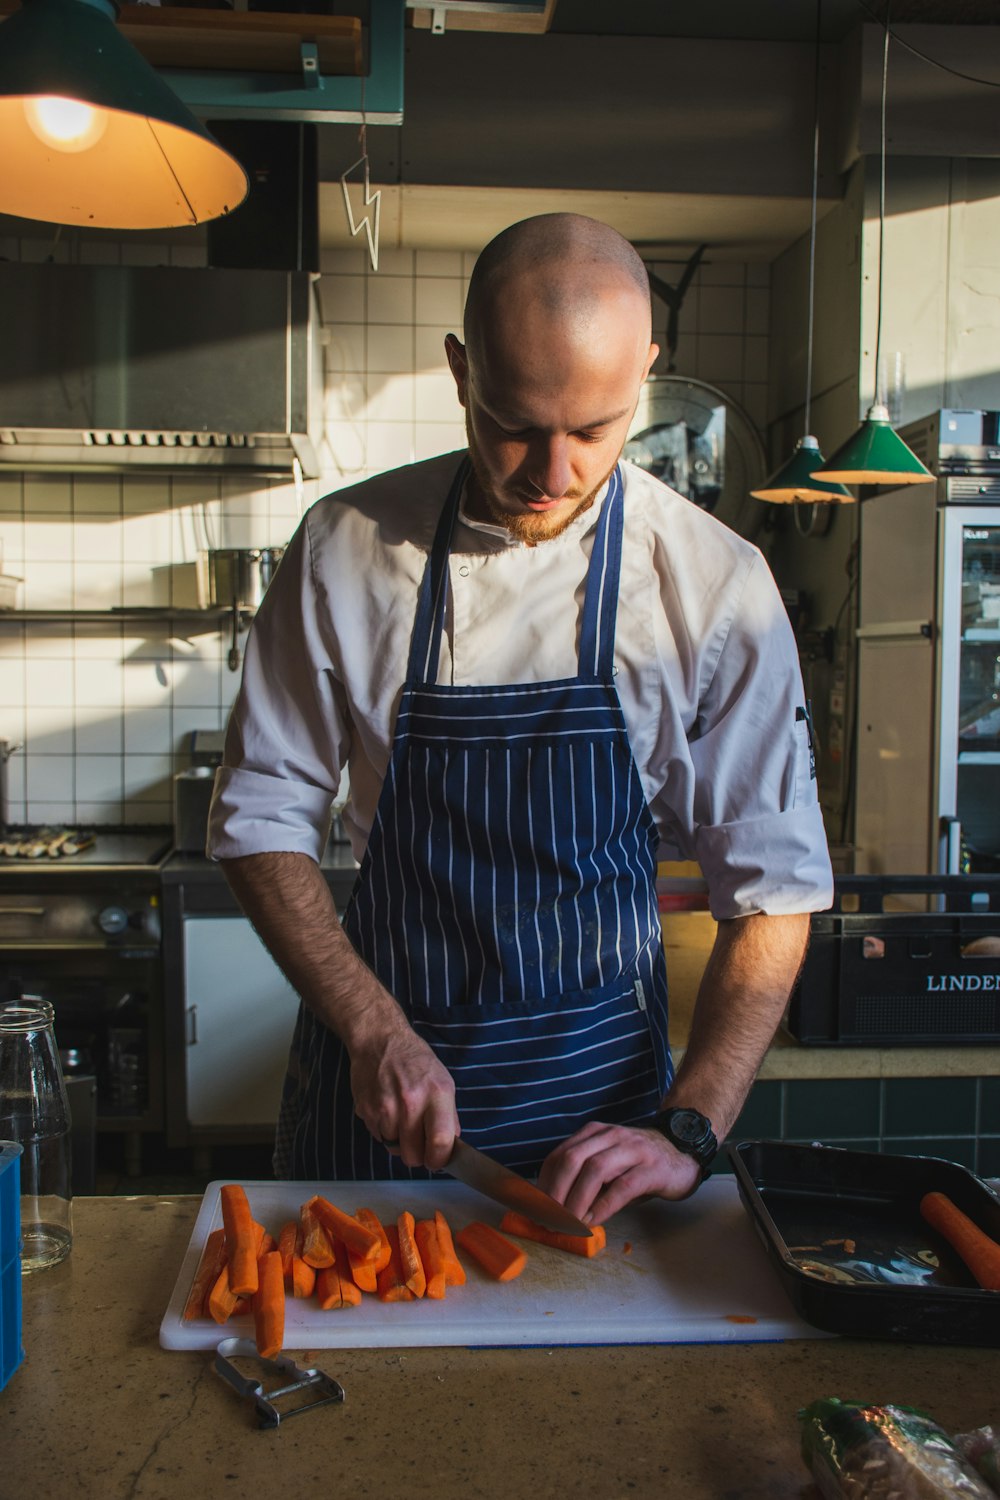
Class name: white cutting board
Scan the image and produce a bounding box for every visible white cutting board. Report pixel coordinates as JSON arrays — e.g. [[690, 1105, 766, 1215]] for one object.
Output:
[[159, 1176, 826, 1350]]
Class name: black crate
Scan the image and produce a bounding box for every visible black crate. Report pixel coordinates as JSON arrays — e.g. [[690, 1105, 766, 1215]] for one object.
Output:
[[786, 875, 1000, 1045]]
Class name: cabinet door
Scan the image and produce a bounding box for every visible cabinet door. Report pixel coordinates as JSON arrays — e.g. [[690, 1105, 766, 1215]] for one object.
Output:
[[183, 915, 300, 1128]]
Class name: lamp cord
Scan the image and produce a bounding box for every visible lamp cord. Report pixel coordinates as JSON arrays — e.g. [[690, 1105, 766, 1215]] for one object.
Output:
[[804, 0, 822, 436], [872, 6, 890, 409]]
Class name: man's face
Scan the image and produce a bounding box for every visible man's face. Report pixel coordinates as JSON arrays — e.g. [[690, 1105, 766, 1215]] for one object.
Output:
[[446, 281, 658, 544]]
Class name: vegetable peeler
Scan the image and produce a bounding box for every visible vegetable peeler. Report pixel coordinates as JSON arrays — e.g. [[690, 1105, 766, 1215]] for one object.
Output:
[[213, 1337, 346, 1429]]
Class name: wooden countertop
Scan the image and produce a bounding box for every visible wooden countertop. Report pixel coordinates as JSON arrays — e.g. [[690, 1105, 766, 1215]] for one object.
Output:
[[3, 1196, 996, 1500]]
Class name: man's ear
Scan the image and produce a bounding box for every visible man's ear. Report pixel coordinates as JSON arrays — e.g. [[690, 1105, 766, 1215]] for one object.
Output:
[[445, 333, 469, 407]]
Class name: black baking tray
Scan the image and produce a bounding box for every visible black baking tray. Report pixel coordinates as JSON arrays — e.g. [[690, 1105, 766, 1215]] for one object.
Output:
[[729, 1140, 1000, 1346]]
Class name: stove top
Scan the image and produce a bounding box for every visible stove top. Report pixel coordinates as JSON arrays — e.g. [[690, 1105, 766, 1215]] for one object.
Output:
[[0, 826, 174, 869]]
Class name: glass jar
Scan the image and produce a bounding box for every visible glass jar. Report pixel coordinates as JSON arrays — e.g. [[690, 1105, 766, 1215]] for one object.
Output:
[[0, 1000, 73, 1272]]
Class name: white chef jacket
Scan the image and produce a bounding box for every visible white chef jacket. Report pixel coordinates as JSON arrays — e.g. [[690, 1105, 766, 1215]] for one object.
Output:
[[208, 451, 833, 921]]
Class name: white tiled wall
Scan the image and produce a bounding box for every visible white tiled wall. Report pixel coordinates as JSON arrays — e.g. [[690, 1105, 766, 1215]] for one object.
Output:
[[0, 234, 768, 829]]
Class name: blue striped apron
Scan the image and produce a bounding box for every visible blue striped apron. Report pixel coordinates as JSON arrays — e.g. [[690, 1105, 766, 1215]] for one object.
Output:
[[277, 457, 672, 1180]]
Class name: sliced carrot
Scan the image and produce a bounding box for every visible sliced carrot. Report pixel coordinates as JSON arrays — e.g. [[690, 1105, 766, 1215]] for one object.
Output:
[[277, 1220, 298, 1281], [183, 1227, 227, 1321], [455, 1222, 527, 1282], [356, 1208, 392, 1273], [498, 1210, 606, 1258], [307, 1194, 382, 1263], [291, 1251, 317, 1300], [414, 1219, 448, 1300], [300, 1200, 336, 1268], [347, 1243, 378, 1294], [207, 1262, 240, 1324], [920, 1191, 1000, 1291], [316, 1238, 363, 1310], [258, 1231, 277, 1257], [434, 1209, 467, 1286], [220, 1183, 258, 1296], [396, 1210, 427, 1298], [376, 1224, 416, 1302], [253, 1249, 285, 1358]]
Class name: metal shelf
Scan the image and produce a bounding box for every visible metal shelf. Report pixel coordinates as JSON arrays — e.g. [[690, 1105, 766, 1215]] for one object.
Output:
[[0, 608, 249, 627]]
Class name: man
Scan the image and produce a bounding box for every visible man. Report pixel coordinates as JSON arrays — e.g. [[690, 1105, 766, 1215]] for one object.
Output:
[[209, 213, 832, 1226]]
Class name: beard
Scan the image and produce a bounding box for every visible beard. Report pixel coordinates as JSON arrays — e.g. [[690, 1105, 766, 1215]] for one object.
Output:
[[464, 420, 614, 545]]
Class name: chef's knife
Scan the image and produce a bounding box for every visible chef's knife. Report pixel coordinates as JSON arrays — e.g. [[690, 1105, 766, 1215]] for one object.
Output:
[[445, 1137, 593, 1238]]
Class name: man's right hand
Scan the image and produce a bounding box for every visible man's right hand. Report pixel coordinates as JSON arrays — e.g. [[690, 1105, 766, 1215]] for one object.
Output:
[[348, 1017, 459, 1172]]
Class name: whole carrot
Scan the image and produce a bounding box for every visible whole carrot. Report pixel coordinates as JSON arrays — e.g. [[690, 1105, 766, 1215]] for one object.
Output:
[[920, 1191, 1000, 1291], [499, 1210, 606, 1258], [253, 1250, 285, 1358], [434, 1209, 466, 1286], [220, 1184, 259, 1296], [455, 1222, 527, 1282], [183, 1227, 227, 1321]]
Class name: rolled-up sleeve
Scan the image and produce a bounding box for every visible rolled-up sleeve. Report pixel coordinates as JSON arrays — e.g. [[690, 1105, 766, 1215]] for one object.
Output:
[[207, 514, 350, 863]]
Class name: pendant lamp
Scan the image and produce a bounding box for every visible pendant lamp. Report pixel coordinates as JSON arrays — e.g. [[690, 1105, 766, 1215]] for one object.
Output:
[[812, 9, 933, 489], [752, 0, 852, 506], [0, 0, 249, 229]]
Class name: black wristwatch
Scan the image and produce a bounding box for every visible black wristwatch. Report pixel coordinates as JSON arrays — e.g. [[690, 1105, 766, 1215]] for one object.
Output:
[[649, 1106, 718, 1181]]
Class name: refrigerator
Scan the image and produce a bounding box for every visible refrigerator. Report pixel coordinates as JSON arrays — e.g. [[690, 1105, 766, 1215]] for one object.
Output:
[[854, 410, 1000, 876]]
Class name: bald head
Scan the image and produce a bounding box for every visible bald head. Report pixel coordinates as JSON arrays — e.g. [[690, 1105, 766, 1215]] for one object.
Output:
[[464, 213, 652, 363]]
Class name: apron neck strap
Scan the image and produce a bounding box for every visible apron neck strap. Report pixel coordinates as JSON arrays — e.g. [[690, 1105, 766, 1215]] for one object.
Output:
[[407, 457, 625, 686]]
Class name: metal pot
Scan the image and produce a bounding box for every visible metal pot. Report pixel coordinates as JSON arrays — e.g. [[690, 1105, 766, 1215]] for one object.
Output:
[[198, 548, 286, 611]]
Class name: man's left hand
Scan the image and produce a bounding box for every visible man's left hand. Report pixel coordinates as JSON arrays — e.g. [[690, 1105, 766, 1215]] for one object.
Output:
[[537, 1119, 701, 1226]]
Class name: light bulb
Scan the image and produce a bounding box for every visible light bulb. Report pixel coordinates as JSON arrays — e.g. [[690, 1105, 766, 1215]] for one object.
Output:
[[23, 95, 109, 153]]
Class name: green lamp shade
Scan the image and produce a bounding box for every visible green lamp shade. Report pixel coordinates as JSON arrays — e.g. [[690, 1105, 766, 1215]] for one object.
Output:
[[812, 404, 935, 486], [0, 0, 248, 229], [751, 434, 854, 504]]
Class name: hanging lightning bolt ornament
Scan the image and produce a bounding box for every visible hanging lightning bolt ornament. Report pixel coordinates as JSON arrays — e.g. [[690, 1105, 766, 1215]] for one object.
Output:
[[340, 154, 381, 272]]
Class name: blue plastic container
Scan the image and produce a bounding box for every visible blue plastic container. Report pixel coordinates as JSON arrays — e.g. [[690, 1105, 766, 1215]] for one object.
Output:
[[0, 1141, 24, 1391]]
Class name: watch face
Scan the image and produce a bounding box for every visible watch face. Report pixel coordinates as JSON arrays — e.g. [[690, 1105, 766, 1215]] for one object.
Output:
[[670, 1108, 707, 1145]]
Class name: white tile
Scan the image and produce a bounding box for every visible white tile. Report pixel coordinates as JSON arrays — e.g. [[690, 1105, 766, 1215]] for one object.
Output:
[[416, 370, 463, 424], [72, 477, 121, 517], [25, 705, 74, 756], [25, 756, 74, 803], [318, 275, 366, 325], [0, 520, 24, 571], [745, 286, 770, 337], [123, 755, 173, 800], [75, 710, 123, 756], [0, 476, 23, 515], [325, 323, 366, 375], [24, 476, 71, 512], [122, 566, 170, 607], [415, 278, 462, 327], [168, 241, 208, 269], [171, 475, 223, 513], [172, 659, 221, 707], [70, 625, 125, 661], [24, 521, 73, 562], [416, 250, 463, 277], [696, 334, 745, 385], [319, 248, 369, 274], [123, 659, 171, 708], [366, 276, 414, 325], [74, 520, 122, 569], [78, 241, 121, 266], [365, 372, 414, 423], [122, 242, 170, 267], [75, 657, 123, 709], [122, 512, 171, 562], [0, 657, 24, 708], [366, 324, 414, 375], [697, 259, 746, 287], [124, 705, 172, 754], [696, 285, 745, 336], [3, 749, 25, 806], [742, 383, 769, 432], [323, 380, 367, 424], [370, 248, 414, 276], [365, 423, 416, 472], [322, 427, 368, 482], [23, 625, 74, 659], [742, 335, 769, 384], [747, 262, 770, 287], [22, 562, 73, 609], [25, 658, 73, 709], [122, 477, 167, 516], [76, 799, 123, 824], [122, 627, 171, 663], [25, 799, 77, 826], [415, 326, 453, 373], [414, 423, 467, 462], [75, 755, 124, 803], [123, 798, 172, 825], [173, 704, 225, 745]]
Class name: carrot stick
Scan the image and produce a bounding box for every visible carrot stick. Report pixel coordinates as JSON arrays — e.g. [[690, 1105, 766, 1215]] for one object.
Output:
[[356, 1208, 392, 1273], [376, 1225, 416, 1302], [347, 1242, 378, 1294], [277, 1220, 298, 1281], [307, 1194, 381, 1263], [454, 1222, 527, 1282], [396, 1210, 426, 1298], [258, 1231, 276, 1257], [300, 1200, 336, 1268], [434, 1209, 466, 1286], [920, 1191, 1000, 1291], [253, 1249, 285, 1358], [316, 1239, 363, 1310], [207, 1262, 240, 1324], [184, 1227, 227, 1321], [498, 1210, 606, 1258], [414, 1219, 448, 1300], [291, 1251, 317, 1300], [220, 1184, 259, 1296]]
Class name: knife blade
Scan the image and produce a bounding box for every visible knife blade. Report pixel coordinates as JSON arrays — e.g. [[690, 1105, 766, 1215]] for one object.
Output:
[[445, 1137, 593, 1238]]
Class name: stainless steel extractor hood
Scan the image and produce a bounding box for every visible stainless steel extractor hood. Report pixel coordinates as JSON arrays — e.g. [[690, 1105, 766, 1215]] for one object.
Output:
[[0, 264, 324, 477]]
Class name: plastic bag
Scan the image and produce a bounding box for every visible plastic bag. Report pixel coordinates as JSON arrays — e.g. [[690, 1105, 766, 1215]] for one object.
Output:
[[799, 1398, 995, 1499], [954, 1427, 1000, 1495]]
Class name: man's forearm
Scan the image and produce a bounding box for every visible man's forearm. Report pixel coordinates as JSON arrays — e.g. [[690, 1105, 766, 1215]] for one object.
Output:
[[218, 851, 407, 1053], [664, 911, 810, 1141]]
